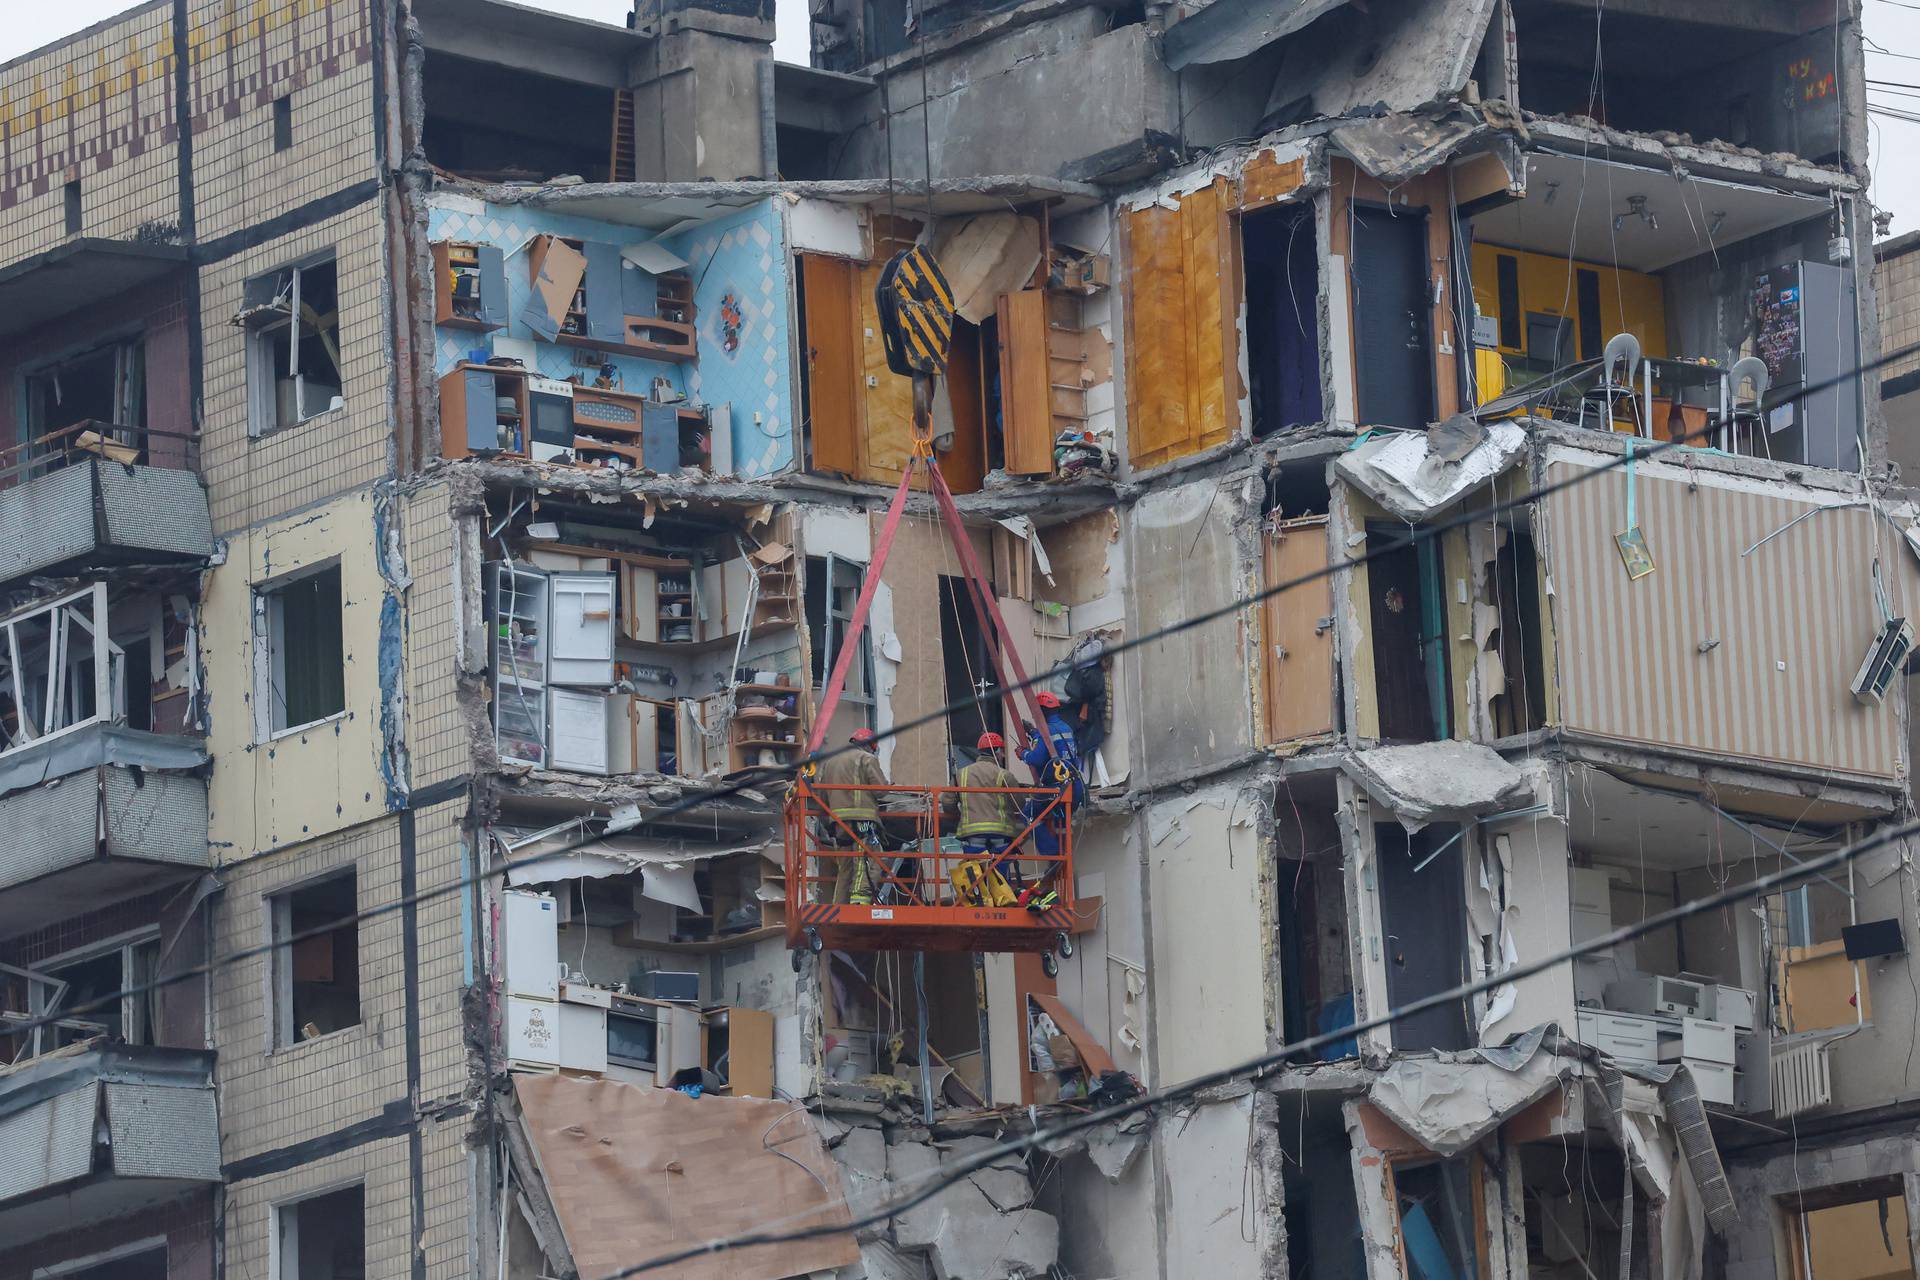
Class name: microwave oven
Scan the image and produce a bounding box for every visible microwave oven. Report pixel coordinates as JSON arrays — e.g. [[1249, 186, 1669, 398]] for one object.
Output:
[[1605, 974, 1710, 1019], [525, 376, 575, 463]]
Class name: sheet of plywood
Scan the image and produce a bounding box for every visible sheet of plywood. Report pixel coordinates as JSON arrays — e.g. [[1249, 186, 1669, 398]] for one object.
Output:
[[939, 323, 987, 494], [513, 1075, 858, 1280], [858, 259, 918, 484], [1241, 152, 1307, 211], [997, 290, 1055, 475], [875, 515, 950, 786], [1780, 940, 1870, 1033], [800, 254, 860, 476], [1262, 516, 1336, 743]]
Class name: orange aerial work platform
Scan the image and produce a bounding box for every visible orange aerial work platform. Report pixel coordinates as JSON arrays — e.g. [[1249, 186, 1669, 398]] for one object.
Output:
[[782, 245, 1078, 960], [785, 781, 1077, 954]]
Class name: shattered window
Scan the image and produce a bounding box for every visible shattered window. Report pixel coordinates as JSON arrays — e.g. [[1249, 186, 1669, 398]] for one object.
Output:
[[1395, 1159, 1481, 1280], [243, 255, 343, 435]]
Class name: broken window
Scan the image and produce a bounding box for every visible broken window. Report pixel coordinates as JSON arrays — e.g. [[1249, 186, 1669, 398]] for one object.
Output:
[[273, 94, 293, 152], [1393, 1158, 1483, 1280], [0, 583, 127, 755], [244, 254, 343, 435], [42, 935, 161, 1050], [273, 871, 361, 1046], [255, 563, 346, 738], [51, 1244, 167, 1280], [939, 575, 1005, 764], [1488, 523, 1547, 737], [1521, 1144, 1638, 1280], [1785, 1180, 1917, 1280], [806, 554, 874, 709], [1275, 784, 1353, 1056], [277, 1184, 366, 1280], [1243, 204, 1323, 436], [23, 338, 146, 454], [1367, 523, 1450, 742]]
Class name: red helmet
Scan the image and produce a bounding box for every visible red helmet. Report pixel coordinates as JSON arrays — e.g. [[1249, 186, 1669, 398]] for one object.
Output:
[[850, 728, 878, 747], [977, 732, 1004, 751], [1035, 692, 1062, 709]]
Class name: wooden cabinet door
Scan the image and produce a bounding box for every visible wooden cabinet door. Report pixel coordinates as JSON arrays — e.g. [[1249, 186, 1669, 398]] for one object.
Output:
[[996, 290, 1054, 475]]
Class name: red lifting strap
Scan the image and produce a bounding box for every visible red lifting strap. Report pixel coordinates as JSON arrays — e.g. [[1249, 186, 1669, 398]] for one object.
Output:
[[804, 451, 1058, 761]]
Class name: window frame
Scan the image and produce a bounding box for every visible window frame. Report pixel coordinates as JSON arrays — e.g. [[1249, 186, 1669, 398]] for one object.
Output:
[[39, 926, 163, 1047], [244, 252, 344, 438], [268, 868, 361, 1050], [252, 559, 347, 743], [272, 1181, 366, 1280]]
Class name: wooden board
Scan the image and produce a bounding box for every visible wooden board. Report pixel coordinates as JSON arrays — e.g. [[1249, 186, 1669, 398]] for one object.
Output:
[[997, 290, 1055, 475], [723, 1006, 775, 1099], [858, 259, 917, 483], [800, 254, 860, 476], [1261, 516, 1337, 744], [1241, 153, 1307, 211], [529, 235, 587, 329]]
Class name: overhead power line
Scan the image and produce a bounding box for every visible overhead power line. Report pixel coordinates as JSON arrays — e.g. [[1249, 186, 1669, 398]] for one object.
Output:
[[10, 339, 1919, 1046], [598, 818, 1920, 1278]]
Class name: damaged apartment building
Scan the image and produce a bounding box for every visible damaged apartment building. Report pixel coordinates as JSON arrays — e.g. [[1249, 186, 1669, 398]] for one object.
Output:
[[2, 1, 1919, 1280]]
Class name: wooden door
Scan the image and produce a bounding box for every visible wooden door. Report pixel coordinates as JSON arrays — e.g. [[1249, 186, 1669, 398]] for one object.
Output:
[[800, 255, 860, 475], [1261, 516, 1335, 743]]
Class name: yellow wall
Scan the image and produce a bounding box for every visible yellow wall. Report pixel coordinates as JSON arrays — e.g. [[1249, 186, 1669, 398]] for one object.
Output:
[[204, 489, 393, 862], [1469, 243, 1669, 364]]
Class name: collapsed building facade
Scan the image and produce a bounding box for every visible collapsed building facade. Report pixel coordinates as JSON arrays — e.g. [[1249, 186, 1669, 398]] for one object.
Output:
[[1, 2, 1918, 1280]]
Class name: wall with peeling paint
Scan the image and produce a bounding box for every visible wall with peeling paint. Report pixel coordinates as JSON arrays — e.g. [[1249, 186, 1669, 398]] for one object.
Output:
[[203, 489, 394, 862], [1145, 787, 1268, 1082], [1128, 476, 1256, 785]]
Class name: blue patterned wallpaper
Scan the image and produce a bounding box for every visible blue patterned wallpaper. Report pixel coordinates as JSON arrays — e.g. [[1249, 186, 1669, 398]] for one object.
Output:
[[427, 195, 795, 477]]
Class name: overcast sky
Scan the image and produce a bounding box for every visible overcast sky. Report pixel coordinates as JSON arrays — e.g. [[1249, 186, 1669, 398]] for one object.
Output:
[[2, 1, 1918, 235]]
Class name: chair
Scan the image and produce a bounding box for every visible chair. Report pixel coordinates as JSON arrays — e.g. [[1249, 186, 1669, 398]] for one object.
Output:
[[1725, 355, 1770, 454], [1579, 332, 1644, 436]]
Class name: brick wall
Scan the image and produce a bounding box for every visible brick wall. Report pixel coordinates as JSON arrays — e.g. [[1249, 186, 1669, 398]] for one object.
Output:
[[401, 481, 471, 792], [211, 817, 409, 1161], [224, 1135, 415, 1280], [0, 1, 378, 272], [0, 1190, 214, 1280], [185, 0, 378, 243], [197, 199, 390, 536], [0, 3, 183, 270], [1876, 238, 1920, 385]]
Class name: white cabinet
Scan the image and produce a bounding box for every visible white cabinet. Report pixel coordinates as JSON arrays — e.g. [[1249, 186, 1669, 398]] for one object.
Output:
[[1575, 1009, 1660, 1064], [551, 688, 612, 774], [1688, 1060, 1735, 1105], [1569, 867, 1613, 914], [549, 572, 616, 684], [1714, 985, 1757, 1030], [490, 563, 551, 767]]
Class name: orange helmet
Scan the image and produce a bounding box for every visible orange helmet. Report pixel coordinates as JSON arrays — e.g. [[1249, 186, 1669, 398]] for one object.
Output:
[[1035, 692, 1062, 709], [977, 732, 1004, 752], [850, 728, 878, 747]]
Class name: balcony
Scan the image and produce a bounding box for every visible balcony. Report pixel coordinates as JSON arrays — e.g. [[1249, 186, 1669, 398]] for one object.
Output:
[[0, 1042, 218, 1241], [0, 726, 208, 939], [0, 425, 210, 585]]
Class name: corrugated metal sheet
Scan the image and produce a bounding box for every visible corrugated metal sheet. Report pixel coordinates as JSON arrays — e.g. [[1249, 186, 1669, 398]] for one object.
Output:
[[0, 464, 96, 583], [0, 461, 211, 584], [0, 1081, 97, 1200], [1544, 457, 1916, 779], [97, 464, 214, 560], [102, 768, 208, 866], [103, 1082, 220, 1181]]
